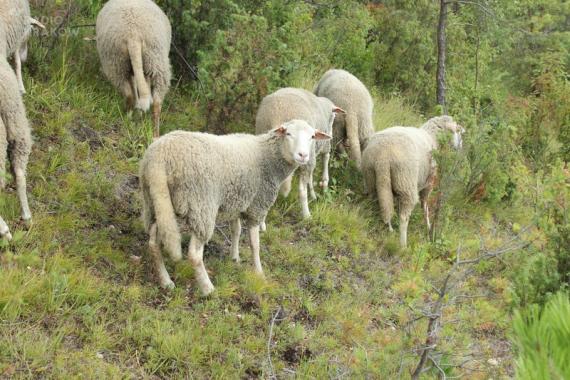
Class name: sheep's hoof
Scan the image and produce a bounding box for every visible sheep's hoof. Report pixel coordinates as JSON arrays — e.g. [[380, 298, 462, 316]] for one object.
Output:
[[232, 256, 241, 264], [302, 212, 311, 220], [200, 283, 215, 297], [21, 217, 32, 230], [161, 279, 175, 290], [254, 270, 266, 280], [319, 180, 329, 189], [260, 222, 267, 232]]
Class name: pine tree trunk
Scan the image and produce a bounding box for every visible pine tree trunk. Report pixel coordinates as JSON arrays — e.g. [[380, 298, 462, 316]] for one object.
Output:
[[436, 0, 447, 113]]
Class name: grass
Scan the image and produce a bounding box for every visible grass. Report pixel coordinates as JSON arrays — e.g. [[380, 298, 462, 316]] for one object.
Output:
[[0, 13, 538, 380]]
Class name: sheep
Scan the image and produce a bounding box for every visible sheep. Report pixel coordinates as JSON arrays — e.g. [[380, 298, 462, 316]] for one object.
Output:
[[361, 115, 464, 248], [255, 87, 345, 220], [0, 57, 33, 238], [314, 69, 374, 169], [139, 119, 331, 295], [96, 0, 172, 138], [0, 0, 43, 94]]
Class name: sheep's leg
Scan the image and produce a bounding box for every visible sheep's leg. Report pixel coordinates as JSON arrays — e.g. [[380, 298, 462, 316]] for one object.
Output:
[[149, 223, 174, 289], [152, 99, 162, 139], [320, 152, 330, 189], [260, 216, 267, 232], [123, 80, 135, 112], [14, 51, 25, 94], [398, 195, 417, 248], [420, 187, 432, 233], [0, 120, 7, 190], [298, 171, 311, 219], [0, 216, 12, 241], [280, 174, 293, 197], [308, 169, 316, 200], [188, 234, 215, 296], [13, 165, 31, 224], [248, 225, 264, 276], [230, 219, 241, 262]]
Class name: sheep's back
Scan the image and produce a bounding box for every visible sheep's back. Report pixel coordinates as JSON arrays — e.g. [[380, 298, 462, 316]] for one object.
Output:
[[314, 69, 373, 117], [96, 0, 171, 69], [0, 0, 30, 57], [363, 127, 434, 192], [255, 88, 319, 133], [142, 131, 268, 220]]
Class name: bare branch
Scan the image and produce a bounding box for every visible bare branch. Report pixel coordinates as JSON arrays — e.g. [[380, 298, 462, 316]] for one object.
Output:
[[266, 306, 284, 380]]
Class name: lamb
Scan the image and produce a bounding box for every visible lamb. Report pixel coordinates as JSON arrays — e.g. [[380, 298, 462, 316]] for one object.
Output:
[[314, 69, 375, 169], [255, 87, 345, 220], [0, 57, 34, 239], [96, 0, 172, 138], [361, 116, 464, 248], [0, 0, 44, 94], [140, 120, 331, 295]]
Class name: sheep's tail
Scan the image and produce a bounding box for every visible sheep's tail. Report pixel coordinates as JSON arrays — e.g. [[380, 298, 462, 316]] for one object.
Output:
[[142, 163, 182, 261], [127, 39, 151, 111], [375, 161, 394, 226], [345, 112, 362, 167]]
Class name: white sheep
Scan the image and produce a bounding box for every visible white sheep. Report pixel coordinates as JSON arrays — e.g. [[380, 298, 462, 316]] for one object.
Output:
[[96, 0, 172, 138], [0, 57, 33, 238], [0, 0, 44, 94], [361, 115, 464, 247], [314, 69, 374, 169], [255, 87, 345, 220], [139, 120, 331, 295]]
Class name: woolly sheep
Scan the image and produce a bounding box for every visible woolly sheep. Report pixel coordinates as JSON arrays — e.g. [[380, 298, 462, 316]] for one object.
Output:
[[96, 0, 172, 137], [361, 115, 464, 248], [0, 57, 33, 238], [140, 120, 331, 295], [314, 69, 374, 169], [255, 87, 345, 220], [0, 0, 43, 94]]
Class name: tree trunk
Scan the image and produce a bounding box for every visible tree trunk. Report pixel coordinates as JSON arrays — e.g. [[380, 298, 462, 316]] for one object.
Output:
[[436, 0, 448, 113]]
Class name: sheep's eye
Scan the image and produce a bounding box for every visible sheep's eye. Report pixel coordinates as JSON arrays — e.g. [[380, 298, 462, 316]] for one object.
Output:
[[286, 132, 291, 136]]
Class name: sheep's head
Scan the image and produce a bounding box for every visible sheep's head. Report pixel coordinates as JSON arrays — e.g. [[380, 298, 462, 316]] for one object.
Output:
[[273, 120, 331, 165], [429, 115, 465, 150]]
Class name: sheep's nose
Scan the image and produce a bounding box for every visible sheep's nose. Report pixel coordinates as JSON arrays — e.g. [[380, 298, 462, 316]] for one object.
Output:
[[296, 152, 309, 163]]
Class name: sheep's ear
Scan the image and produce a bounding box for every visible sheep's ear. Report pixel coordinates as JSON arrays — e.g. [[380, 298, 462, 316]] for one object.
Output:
[[273, 126, 287, 137], [30, 17, 45, 29], [332, 106, 346, 114], [314, 130, 332, 140]]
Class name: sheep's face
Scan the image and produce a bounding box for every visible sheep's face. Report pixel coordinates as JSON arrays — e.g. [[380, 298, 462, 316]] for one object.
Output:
[[273, 120, 332, 165], [433, 116, 465, 150]]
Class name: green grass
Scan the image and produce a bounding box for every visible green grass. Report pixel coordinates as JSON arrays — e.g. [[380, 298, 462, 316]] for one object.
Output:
[[0, 17, 537, 380]]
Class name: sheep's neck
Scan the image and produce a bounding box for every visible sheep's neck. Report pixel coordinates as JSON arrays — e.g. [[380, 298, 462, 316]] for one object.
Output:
[[261, 138, 297, 186]]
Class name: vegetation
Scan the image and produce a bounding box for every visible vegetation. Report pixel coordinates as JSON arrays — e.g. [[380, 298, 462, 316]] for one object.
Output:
[[0, 0, 568, 378], [513, 292, 570, 379]]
